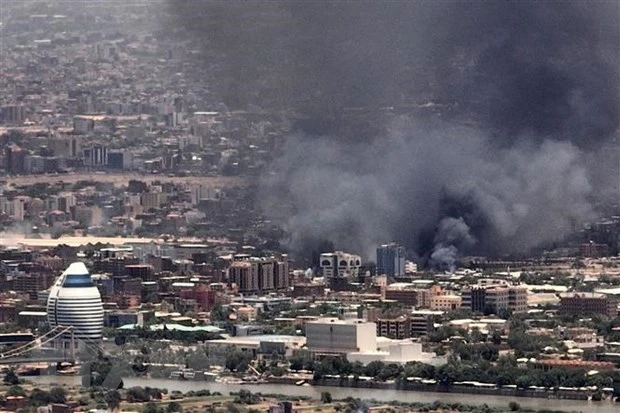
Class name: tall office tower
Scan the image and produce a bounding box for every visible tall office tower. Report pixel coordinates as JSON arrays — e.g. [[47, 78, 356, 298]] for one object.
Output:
[[376, 243, 405, 277], [47, 262, 104, 351]]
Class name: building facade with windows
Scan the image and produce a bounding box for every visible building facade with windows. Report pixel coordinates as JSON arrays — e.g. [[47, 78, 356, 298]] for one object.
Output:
[[47, 262, 104, 350]]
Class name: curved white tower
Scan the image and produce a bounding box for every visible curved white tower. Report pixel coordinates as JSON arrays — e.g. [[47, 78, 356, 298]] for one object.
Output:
[[47, 262, 104, 344]]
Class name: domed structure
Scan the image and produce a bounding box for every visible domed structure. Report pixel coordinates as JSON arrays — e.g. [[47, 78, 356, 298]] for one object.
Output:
[[47, 262, 104, 345]]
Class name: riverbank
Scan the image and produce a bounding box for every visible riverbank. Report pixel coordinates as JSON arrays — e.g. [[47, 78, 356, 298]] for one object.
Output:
[[22, 365, 617, 403], [28, 376, 620, 413], [268, 376, 613, 402]]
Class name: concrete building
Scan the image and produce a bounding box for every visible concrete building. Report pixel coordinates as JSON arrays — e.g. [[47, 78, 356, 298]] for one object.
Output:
[[430, 294, 462, 311], [13, 273, 56, 300], [305, 317, 445, 365], [579, 242, 610, 258], [49, 136, 81, 158], [305, 318, 376, 356], [0, 197, 26, 221], [410, 310, 443, 337], [559, 293, 617, 317], [229, 261, 258, 293], [1, 105, 26, 124], [17, 310, 48, 329], [376, 316, 411, 339], [5, 145, 26, 174], [229, 255, 289, 293], [508, 286, 528, 313], [462, 285, 528, 314], [320, 251, 361, 289], [141, 192, 168, 210], [376, 243, 405, 277], [205, 334, 305, 360], [348, 338, 446, 366], [384, 283, 418, 306]]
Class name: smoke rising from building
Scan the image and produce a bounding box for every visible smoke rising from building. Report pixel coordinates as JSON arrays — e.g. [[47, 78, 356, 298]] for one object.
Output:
[[167, 1, 619, 266]]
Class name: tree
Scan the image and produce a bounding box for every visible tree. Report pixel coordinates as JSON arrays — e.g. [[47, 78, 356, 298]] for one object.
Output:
[[491, 330, 503, 345], [127, 386, 151, 403], [29, 388, 51, 407], [6, 385, 26, 397], [515, 375, 533, 390], [225, 349, 252, 372], [145, 387, 164, 400], [363, 360, 385, 378], [3, 370, 19, 385], [344, 397, 369, 413], [142, 402, 160, 413], [470, 328, 485, 343], [289, 356, 304, 371], [378, 363, 401, 381], [320, 391, 333, 403], [235, 389, 260, 405], [106, 390, 122, 411], [166, 401, 183, 413], [49, 387, 67, 404]]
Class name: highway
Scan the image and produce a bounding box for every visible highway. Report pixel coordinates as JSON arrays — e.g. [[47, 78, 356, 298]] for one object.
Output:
[[3, 173, 249, 187]]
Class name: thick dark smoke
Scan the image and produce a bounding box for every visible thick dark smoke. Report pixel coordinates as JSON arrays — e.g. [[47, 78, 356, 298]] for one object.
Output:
[[167, 1, 619, 267]]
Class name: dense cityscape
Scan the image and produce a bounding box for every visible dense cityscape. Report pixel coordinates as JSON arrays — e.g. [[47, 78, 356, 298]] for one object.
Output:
[[0, 1, 619, 413]]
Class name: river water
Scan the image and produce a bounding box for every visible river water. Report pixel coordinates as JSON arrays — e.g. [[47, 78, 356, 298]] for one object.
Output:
[[29, 376, 617, 413]]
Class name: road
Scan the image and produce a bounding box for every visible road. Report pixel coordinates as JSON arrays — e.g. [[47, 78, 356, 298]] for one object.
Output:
[[3, 173, 250, 187]]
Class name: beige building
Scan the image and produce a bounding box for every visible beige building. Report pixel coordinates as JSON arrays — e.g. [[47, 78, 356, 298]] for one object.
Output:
[[430, 294, 462, 311], [141, 192, 168, 210], [229, 261, 258, 293], [228, 255, 289, 293], [462, 285, 528, 314]]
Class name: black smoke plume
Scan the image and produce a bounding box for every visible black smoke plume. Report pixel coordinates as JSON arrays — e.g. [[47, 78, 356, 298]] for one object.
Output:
[[167, 1, 619, 267]]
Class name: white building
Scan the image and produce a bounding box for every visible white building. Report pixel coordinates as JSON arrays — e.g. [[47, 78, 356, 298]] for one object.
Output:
[[306, 318, 376, 354], [320, 252, 361, 286], [47, 262, 104, 351], [190, 185, 220, 205], [348, 338, 446, 366], [305, 317, 445, 365]]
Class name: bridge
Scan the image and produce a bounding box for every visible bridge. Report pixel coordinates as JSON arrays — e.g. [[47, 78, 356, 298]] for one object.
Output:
[[0, 325, 107, 366]]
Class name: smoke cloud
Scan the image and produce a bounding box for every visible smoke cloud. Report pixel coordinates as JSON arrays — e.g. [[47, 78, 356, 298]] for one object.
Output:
[[263, 119, 596, 262], [167, 1, 619, 266]]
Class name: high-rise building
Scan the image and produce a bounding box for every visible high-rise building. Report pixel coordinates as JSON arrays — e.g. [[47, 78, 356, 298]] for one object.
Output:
[[46, 262, 104, 350], [1, 105, 26, 125], [229, 260, 258, 293], [5, 145, 26, 174], [274, 257, 290, 290], [376, 243, 405, 277], [228, 255, 288, 293], [320, 251, 361, 289]]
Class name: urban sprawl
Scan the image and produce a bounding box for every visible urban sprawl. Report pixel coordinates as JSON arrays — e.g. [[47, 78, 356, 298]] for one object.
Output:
[[0, 2, 619, 413]]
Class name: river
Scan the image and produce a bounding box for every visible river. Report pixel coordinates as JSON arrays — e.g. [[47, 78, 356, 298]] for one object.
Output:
[[28, 375, 617, 413]]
